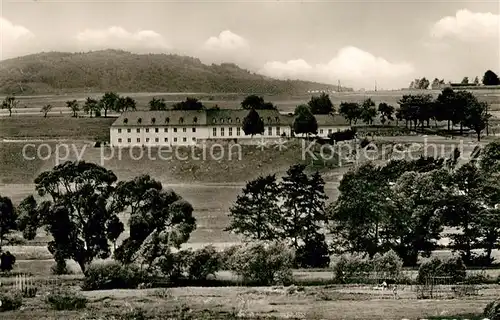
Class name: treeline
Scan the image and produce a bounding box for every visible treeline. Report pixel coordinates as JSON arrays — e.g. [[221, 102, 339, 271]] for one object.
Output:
[[409, 70, 500, 89], [227, 142, 500, 268], [331, 142, 500, 267]]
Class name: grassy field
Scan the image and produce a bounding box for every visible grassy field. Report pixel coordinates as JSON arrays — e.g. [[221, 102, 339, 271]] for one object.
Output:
[[0, 115, 114, 140], [0, 283, 496, 319]]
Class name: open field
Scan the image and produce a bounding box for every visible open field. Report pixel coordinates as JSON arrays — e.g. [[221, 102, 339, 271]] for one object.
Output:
[[0, 115, 114, 140], [1, 89, 498, 116], [0, 283, 497, 319]]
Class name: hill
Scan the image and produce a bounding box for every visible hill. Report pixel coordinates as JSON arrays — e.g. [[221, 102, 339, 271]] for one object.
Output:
[[0, 50, 350, 95]]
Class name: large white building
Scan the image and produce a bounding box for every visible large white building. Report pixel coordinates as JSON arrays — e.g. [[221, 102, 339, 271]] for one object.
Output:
[[110, 109, 350, 147]]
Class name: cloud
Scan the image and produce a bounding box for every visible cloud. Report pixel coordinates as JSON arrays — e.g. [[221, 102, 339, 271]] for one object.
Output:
[[203, 30, 249, 51], [0, 17, 34, 59], [259, 46, 414, 89], [75, 26, 170, 52], [431, 9, 499, 41]]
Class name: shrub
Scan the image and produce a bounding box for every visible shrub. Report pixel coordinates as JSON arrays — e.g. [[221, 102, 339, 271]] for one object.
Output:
[[333, 254, 372, 283], [295, 234, 330, 268], [417, 256, 466, 284], [484, 300, 500, 320], [372, 250, 403, 280], [219, 245, 241, 270], [439, 256, 466, 283], [45, 290, 87, 310], [228, 241, 294, 285], [184, 246, 221, 281], [0, 291, 23, 312], [0, 251, 16, 272], [82, 261, 146, 291], [51, 258, 71, 275]]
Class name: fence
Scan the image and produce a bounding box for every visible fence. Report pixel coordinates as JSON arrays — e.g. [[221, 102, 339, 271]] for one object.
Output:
[[1, 274, 62, 297], [339, 275, 481, 300]]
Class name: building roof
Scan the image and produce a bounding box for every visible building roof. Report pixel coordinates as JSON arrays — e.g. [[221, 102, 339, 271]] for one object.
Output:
[[112, 110, 207, 127], [111, 109, 348, 127], [314, 114, 350, 126]]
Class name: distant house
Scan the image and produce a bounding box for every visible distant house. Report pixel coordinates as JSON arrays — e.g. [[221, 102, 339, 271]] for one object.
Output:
[[109, 109, 351, 146]]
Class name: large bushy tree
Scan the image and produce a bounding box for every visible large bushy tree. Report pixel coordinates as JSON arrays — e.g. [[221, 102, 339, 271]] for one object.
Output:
[[18, 161, 123, 273], [113, 175, 196, 269], [172, 97, 205, 110], [241, 95, 276, 110], [100, 92, 120, 117], [339, 102, 361, 125], [307, 93, 334, 115], [242, 109, 264, 137], [293, 104, 318, 136], [226, 175, 281, 240], [483, 70, 500, 86], [0, 195, 17, 248]]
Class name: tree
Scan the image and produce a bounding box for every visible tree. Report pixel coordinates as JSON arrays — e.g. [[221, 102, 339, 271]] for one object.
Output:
[[378, 103, 395, 126], [279, 165, 328, 251], [398, 94, 434, 130], [307, 93, 334, 115], [461, 77, 469, 85], [149, 97, 167, 111], [18, 161, 123, 273], [0, 196, 17, 249], [385, 170, 448, 266], [330, 158, 448, 264], [339, 102, 361, 125], [473, 76, 480, 85], [100, 92, 119, 117], [242, 109, 264, 137], [419, 78, 430, 89], [241, 95, 276, 110], [464, 100, 490, 141], [40, 104, 52, 118], [172, 97, 205, 110], [482, 70, 500, 86], [66, 100, 80, 118], [112, 175, 196, 268], [293, 104, 318, 136], [360, 98, 377, 125], [83, 98, 99, 118], [329, 163, 389, 258], [225, 175, 281, 240], [115, 96, 137, 113], [1, 95, 18, 117], [442, 163, 485, 265]]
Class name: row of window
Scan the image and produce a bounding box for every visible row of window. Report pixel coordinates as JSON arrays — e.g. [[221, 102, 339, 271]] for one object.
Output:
[[122, 116, 281, 126], [212, 127, 283, 137], [117, 137, 196, 144], [118, 127, 196, 134]]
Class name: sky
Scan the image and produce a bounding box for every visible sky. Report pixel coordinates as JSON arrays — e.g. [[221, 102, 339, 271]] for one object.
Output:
[[0, 0, 499, 90]]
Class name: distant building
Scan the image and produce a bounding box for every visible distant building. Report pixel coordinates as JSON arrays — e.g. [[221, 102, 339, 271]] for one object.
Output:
[[110, 109, 350, 146]]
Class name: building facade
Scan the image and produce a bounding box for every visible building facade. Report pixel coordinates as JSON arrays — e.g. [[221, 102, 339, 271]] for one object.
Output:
[[110, 109, 350, 147]]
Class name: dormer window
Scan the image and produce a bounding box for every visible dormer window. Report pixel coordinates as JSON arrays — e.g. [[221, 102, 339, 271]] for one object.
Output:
[[220, 118, 224, 123], [138, 118, 142, 124], [236, 117, 240, 123], [227, 118, 232, 123], [267, 117, 271, 123], [165, 117, 170, 124], [179, 117, 184, 124], [151, 117, 156, 124], [275, 117, 279, 122], [123, 118, 128, 124], [193, 117, 198, 124], [213, 118, 217, 124]]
